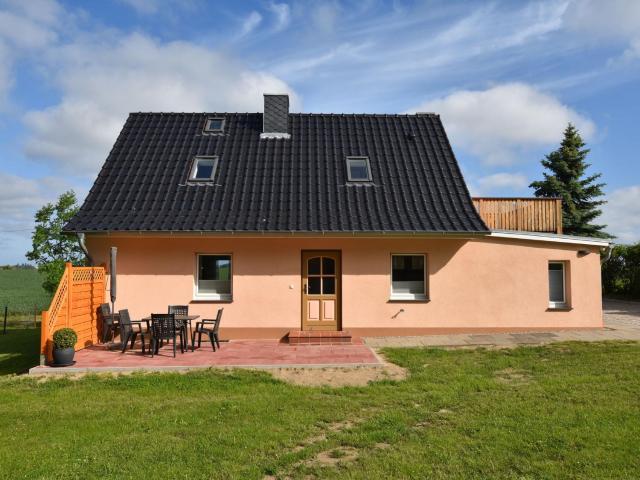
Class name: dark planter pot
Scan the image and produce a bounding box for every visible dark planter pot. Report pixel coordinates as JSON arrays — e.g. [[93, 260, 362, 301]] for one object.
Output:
[[53, 347, 75, 366]]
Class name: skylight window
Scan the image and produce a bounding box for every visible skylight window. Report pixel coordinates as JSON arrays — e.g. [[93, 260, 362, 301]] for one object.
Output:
[[189, 156, 218, 181], [346, 157, 372, 182], [204, 117, 225, 133]]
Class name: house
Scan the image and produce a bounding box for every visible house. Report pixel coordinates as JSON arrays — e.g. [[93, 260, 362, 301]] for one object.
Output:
[[64, 94, 610, 340]]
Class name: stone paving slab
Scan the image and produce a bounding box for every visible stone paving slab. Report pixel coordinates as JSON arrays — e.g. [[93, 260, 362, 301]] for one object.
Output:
[[364, 299, 640, 348]]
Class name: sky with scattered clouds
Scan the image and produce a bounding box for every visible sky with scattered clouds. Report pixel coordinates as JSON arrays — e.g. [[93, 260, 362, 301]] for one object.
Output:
[[0, 0, 639, 263]]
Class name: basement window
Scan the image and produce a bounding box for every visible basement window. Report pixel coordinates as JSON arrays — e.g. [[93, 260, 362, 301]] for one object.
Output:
[[204, 117, 225, 133], [346, 157, 372, 182], [189, 156, 218, 181]]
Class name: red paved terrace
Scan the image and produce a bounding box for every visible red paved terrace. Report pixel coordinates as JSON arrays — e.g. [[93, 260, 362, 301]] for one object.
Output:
[[30, 339, 381, 374]]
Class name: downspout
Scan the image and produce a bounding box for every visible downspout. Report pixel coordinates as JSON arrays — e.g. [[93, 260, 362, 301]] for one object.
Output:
[[77, 232, 93, 266], [600, 243, 614, 265]]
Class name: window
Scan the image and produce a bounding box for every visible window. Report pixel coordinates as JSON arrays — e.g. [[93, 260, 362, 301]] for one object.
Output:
[[346, 156, 372, 182], [189, 156, 218, 181], [204, 117, 225, 133], [391, 254, 427, 300], [196, 254, 232, 300], [548, 262, 567, 308]]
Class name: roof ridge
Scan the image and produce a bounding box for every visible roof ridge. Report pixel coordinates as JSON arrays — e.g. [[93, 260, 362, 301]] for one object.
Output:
[[128, 112, 440, 117]]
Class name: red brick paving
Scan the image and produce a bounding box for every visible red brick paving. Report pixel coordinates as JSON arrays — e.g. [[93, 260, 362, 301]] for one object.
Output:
[[31, 339, 380, 373]]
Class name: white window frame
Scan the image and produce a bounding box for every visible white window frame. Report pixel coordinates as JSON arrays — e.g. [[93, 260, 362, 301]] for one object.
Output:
[[548, 261, 567, 309], [346, 156, 372, 182], [189, 156, 218, 181], [204, 117, 225, 133], [194, 253, 233, 301], [390, 253, 428, 301]]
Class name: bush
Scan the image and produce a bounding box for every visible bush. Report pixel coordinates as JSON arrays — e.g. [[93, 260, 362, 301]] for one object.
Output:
[[53, 328, 77, 349], [602, 243, 640, 300]]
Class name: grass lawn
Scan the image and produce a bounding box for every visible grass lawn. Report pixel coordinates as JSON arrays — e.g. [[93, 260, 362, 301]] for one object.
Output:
[[0, 326, 40, 375], [0, 342, 638, 479], [0, 268, 51, 316]]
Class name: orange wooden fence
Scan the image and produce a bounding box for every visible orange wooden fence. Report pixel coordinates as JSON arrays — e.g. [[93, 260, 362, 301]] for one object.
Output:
[[40, 263, 106, 364], [472, 197, 563, 234]]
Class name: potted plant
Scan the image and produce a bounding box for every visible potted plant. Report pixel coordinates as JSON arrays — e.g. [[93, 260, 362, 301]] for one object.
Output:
[[52, 327, 77, 366]]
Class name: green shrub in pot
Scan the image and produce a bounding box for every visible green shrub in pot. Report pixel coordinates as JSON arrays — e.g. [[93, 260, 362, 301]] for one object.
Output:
[[52, 327, 77, 365]]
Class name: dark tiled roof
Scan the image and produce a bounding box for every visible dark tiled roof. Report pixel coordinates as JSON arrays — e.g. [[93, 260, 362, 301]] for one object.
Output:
[[66, 113, 488, 233]]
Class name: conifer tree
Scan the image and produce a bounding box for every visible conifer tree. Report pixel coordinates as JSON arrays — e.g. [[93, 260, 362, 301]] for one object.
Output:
[[530, 123, 609, 237]]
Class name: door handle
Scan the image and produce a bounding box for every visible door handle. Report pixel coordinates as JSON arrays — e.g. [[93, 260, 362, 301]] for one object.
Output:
[[303, 283, 307, 294]]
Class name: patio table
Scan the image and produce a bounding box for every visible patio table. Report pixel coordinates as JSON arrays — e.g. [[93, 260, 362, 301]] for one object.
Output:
[[142, 315, 199, 352]]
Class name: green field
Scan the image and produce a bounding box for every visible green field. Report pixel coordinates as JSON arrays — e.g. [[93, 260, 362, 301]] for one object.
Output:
[[0, 337, 638, 478], [0, 268, 51, 316]]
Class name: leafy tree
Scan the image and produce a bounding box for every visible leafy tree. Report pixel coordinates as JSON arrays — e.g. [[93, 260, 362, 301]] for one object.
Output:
[[26, 191, 86, 293], [530, 123, 609, 237], [602, 243, 640, 299]]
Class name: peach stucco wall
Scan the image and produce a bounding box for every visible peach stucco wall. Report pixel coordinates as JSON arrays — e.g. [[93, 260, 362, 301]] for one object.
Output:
[[86, 235, 603, 336]]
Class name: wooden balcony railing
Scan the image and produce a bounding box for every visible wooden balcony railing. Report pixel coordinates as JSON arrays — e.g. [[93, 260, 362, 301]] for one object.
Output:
[[472, 197, 562, 234]]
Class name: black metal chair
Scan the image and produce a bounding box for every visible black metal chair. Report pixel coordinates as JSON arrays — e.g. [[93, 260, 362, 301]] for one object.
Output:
[[168, 305, 189, 316], [98, 303, 119, 344], [118, 309, 146, 354], [192, 308, 223, 351], [168, 305, 190, 351], [150, 313, 184, 358]]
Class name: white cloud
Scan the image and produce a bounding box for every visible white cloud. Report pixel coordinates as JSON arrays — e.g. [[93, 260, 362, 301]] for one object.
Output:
[[0, 10, 58, 49], [23, 33, 297, 175], [312, 2, 340, 33], [0, 0, 64, 103], [601, 186, 640, 244], [118, 0, 160, 15], [408, 83, 596, 166], [564, 0, 640, 64], [477, 172, 529, 193], [0, 172, 85, 263], [239, 11, 262, 38], [564, 0, 640, 40], [267, 2, 291, 32]]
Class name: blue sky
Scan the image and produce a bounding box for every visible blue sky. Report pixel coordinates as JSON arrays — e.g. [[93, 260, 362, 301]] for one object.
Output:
[[1, 0, 639, 263]]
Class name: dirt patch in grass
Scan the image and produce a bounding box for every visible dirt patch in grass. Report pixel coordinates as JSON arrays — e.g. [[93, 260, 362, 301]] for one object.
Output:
[[494, 367, 532, 385], [270, 357, 407, 387]]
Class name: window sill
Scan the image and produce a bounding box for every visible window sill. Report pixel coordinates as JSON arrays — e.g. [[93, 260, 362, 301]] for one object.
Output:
[[388, 295, 429, 303], [192, 296, 232, 303], [547, 305, 572, 311]]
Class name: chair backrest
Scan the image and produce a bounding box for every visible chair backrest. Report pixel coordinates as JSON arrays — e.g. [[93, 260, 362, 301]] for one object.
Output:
[[213, 308, 223, 333], [118, 309, 132, 326], [99, 303, 111, 318], [118, 309, 134, 337], [151, 313, 176, 340], [168, 305, 189, 316]]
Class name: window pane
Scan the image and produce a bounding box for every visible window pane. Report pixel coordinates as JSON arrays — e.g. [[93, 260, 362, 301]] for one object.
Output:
[[192, 158, 216, 180], [348, 159, 370, 181], [549, 264, 564, 303], [308, 257, 321, 275], [308, 277, 321, 294], [195, 161, 214, 179], [392, 255, 425, 295], [323, 277, 335, 294], [199, 255, 231, 295], [322, 257, 335, 275], [206, 118, 224, 131]]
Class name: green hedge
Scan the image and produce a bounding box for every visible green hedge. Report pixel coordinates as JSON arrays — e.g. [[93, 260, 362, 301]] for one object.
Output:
[[602, 243, 640, 300]]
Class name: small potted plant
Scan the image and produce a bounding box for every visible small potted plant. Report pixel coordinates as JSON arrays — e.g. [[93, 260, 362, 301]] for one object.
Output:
[[52, 328, 78, 366]]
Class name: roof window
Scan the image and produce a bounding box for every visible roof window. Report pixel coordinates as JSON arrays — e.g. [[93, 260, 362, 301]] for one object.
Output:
[[346, 156, 372, 182], [204, 117, 225, 133], [189, 156, 218, 181]]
